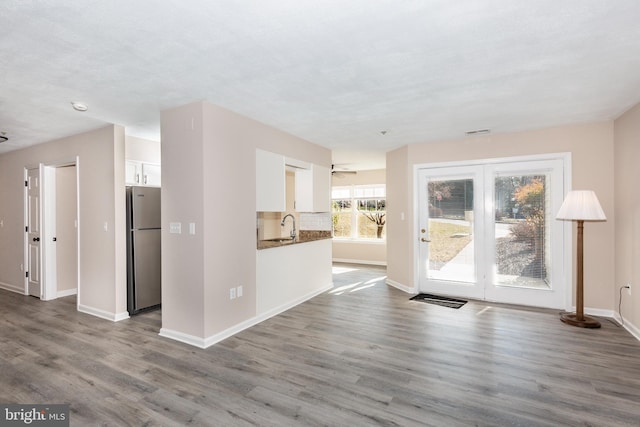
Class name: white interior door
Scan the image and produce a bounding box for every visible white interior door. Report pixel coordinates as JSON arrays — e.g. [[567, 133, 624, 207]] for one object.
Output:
[[418, 157, 566, 309], [27, 167, 42, 298]]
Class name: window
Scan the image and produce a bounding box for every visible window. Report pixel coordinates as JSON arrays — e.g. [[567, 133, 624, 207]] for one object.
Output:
[[332, 185, 386, 240]]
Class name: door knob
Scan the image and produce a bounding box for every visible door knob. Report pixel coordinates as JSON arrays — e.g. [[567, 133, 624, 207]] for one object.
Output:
[[33, 237, 40, 242], [421, 237, 430, 242]]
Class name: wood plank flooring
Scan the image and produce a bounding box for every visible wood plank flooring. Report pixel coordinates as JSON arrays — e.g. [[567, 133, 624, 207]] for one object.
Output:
[[1, 263, 639, 426]]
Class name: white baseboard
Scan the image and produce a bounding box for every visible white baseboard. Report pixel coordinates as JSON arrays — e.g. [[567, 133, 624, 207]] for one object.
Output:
[[386, 279, 415, 294], [160, 283, 334, 349], [159, 328, 207, 348], [57, 288, 77, 298], [78, 304, 130, 322], [114, 311, 130, 322], [622, 318, 640, 341], [584, 307, 615, 318], [332, 258, 386, 266], [0, 281, 27, 295], [613, 312, 640, 342]]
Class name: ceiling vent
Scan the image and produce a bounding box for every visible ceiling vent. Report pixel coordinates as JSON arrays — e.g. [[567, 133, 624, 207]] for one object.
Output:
[[465, 129, 491, 136]]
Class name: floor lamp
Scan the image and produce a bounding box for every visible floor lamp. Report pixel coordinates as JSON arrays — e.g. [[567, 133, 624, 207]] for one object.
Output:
[[556, 190, 606, 328]]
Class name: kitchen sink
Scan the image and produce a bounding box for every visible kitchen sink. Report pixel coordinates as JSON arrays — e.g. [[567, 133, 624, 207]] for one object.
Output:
[[262, 237, 296, 243]]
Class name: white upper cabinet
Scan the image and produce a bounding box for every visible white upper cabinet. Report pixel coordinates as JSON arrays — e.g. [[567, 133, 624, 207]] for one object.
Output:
[[295, 164, 331, 212], [125, 160, 141, 185], [142, 163, 161, 186], [256, 149, 286, 212], [126, 160, 161, 187]]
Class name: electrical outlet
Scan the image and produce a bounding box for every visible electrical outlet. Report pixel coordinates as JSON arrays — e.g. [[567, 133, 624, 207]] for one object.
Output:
[[237, 285, 243, 298], [230, 287, 236, 300]]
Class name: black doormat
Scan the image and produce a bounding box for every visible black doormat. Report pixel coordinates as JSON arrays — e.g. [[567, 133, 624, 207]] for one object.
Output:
[[410, 293, 467, 309]]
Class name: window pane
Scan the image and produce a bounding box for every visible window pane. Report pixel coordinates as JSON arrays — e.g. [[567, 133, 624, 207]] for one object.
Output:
[[332, 199, 352, 238], [332, 185, 386, 240], [332, 187, 351, 199], [357, 210, 386, 239], [357, 197, 386, 239], [427, 179, 475, 283], [353, 186, 386, 198], [494, 174, 550, 289]]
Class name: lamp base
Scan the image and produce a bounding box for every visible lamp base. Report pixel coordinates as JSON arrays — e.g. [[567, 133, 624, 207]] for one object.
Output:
[[559, 312, 601, 328]]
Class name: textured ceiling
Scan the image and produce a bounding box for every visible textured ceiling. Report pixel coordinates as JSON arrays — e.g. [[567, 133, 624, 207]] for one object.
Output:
[[1, 0, 640, 169]]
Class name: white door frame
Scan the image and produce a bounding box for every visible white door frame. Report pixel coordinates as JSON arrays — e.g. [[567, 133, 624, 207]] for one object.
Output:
[[25, 157, 80, 302], [413, 152, 573, 310]]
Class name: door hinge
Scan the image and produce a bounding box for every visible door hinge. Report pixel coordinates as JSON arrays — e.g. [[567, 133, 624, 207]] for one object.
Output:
[[25, 180, 28, 187], [26, 226, 28, 232], [25, 271, 29, 278]]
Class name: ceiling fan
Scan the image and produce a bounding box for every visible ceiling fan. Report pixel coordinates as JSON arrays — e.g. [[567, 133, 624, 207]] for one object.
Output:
[[331, 164, 357, 178]]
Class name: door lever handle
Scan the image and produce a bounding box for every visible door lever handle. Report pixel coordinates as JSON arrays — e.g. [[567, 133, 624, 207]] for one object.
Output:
[[421, 238, 430, 242]]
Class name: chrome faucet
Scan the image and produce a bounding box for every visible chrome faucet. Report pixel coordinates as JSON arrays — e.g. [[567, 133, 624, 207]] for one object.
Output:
[[281, 214, 296, 239]]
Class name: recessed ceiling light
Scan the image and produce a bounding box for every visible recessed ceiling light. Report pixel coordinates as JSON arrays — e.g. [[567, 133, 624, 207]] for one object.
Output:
[[71, 102, 88, 112]]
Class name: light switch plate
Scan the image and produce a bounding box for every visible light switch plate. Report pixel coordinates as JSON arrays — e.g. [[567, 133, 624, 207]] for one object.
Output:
[[189, 222, 196, 235]]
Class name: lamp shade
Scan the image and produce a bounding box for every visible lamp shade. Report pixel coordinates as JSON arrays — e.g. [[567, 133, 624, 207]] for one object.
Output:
[[556, 190, 606, 221]]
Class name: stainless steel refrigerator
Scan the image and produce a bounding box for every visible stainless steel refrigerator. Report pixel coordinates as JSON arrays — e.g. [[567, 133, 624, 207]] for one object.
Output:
[[126, 186, 161, 315]]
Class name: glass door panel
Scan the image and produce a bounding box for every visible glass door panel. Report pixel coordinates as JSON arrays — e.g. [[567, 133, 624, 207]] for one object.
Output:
[[427, 178, 475, 283], [484, 159, 565, 309], [494, 174, 551, 289]]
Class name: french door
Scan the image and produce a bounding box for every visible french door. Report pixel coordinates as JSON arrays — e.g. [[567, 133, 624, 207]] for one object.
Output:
[[418, 158, 566, 309]]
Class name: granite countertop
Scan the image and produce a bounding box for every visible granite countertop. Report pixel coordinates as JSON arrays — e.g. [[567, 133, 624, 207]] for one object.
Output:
[[257, 230, 332, 250]]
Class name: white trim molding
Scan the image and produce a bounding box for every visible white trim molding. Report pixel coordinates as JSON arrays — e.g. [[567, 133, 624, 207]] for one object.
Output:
[[386, 279, 415, 294], [158, 328, 207, 348], [57, 288, 78, 298], [0, 281, 28, 295], [613, 313, 640, 342], [333, 258, 386, 266], [161, 283, 333, 349], [78, 304, 130, 322]]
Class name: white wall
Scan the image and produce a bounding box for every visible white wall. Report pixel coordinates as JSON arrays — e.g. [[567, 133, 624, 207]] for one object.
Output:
[[614, 102, 640, 337], [125, 135, 161, 164]]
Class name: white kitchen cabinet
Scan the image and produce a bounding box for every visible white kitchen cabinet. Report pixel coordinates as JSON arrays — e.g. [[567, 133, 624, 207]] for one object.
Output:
[[256, 149, 286, 212], [125, 160, 141, 185], [126, 160, 161, 186], [295, 164, 331, 212], [142, 163, 161, 186]]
